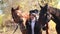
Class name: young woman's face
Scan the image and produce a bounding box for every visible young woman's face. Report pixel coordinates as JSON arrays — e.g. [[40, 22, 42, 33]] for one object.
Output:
[[30, 14, 35, 20]]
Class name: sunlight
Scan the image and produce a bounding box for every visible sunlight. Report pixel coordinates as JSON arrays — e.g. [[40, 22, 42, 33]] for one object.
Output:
[[57, 1, 60, 9], [48, 20, 56, 30], [0, 0, 1, 1]]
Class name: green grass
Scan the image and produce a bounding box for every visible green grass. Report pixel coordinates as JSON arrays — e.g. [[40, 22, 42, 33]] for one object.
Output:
[[0, 15, 3, 26]]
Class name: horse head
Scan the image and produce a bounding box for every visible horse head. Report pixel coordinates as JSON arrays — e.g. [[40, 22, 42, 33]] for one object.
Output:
[[11, 6, 29, 25], [39, 3, 49, 24], [11, 6, 23, 24], [11, 6, 29, 34], [38, 3, 52, 31]]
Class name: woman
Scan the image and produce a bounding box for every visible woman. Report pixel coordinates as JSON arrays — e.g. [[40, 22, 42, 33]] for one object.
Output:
[[25, 10, 42, 34]]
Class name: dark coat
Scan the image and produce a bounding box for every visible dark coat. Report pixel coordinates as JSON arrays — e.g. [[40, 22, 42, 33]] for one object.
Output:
[[25, 19, 42, 34]]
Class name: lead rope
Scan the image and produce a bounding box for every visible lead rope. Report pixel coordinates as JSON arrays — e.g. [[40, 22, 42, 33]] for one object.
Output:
[[12, 24, 18, 34]]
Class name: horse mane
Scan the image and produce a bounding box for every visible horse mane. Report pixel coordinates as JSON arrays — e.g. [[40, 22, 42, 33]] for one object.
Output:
[[48, 6, 60, 20], [51, 13, 60, 24]]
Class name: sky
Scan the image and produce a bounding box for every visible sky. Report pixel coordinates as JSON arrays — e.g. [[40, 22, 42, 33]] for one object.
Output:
[[0, 0, 1, 1], [0, 10, 3, 15], [57, 0, 60, 9]]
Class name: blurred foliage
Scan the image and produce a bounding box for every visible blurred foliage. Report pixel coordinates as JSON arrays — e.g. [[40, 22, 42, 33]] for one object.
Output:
[[0, 0, 59, 33], [0, 16, 2, 24], [0, 15, 3, 26], [0, 0, 60, 26], [1, 0, 60, 14]]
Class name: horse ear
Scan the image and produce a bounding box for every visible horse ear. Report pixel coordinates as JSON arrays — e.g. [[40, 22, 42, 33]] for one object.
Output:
[[40, 5, 43, 8], [11, 7, 15, 12], [39, 5, 43, 8], [44, 3, 48, 8], [38, 3, 43, 8], [16, 6, 19, 10]]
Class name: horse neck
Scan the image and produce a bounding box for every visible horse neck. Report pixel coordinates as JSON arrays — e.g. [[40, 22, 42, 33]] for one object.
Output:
[[48, 7, 60, 19], [51, 13, 60, 24]]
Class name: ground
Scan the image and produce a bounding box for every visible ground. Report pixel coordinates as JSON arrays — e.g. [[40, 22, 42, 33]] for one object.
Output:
[[0, 20, 57, 34]]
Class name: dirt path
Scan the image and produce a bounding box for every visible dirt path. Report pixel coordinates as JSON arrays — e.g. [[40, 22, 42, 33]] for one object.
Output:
[[0, 27, 57, 34], [0, 20, 57, 34]]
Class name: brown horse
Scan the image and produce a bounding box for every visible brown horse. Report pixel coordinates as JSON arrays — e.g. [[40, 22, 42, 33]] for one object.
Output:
[[11, 6, 29, 34], [39, 3, 60, 34]]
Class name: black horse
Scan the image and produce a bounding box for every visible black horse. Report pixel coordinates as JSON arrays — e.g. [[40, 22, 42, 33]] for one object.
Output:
[[38, 4, 51, 34], [38, 3, 60, 34], [48, 7, 60, 34]]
